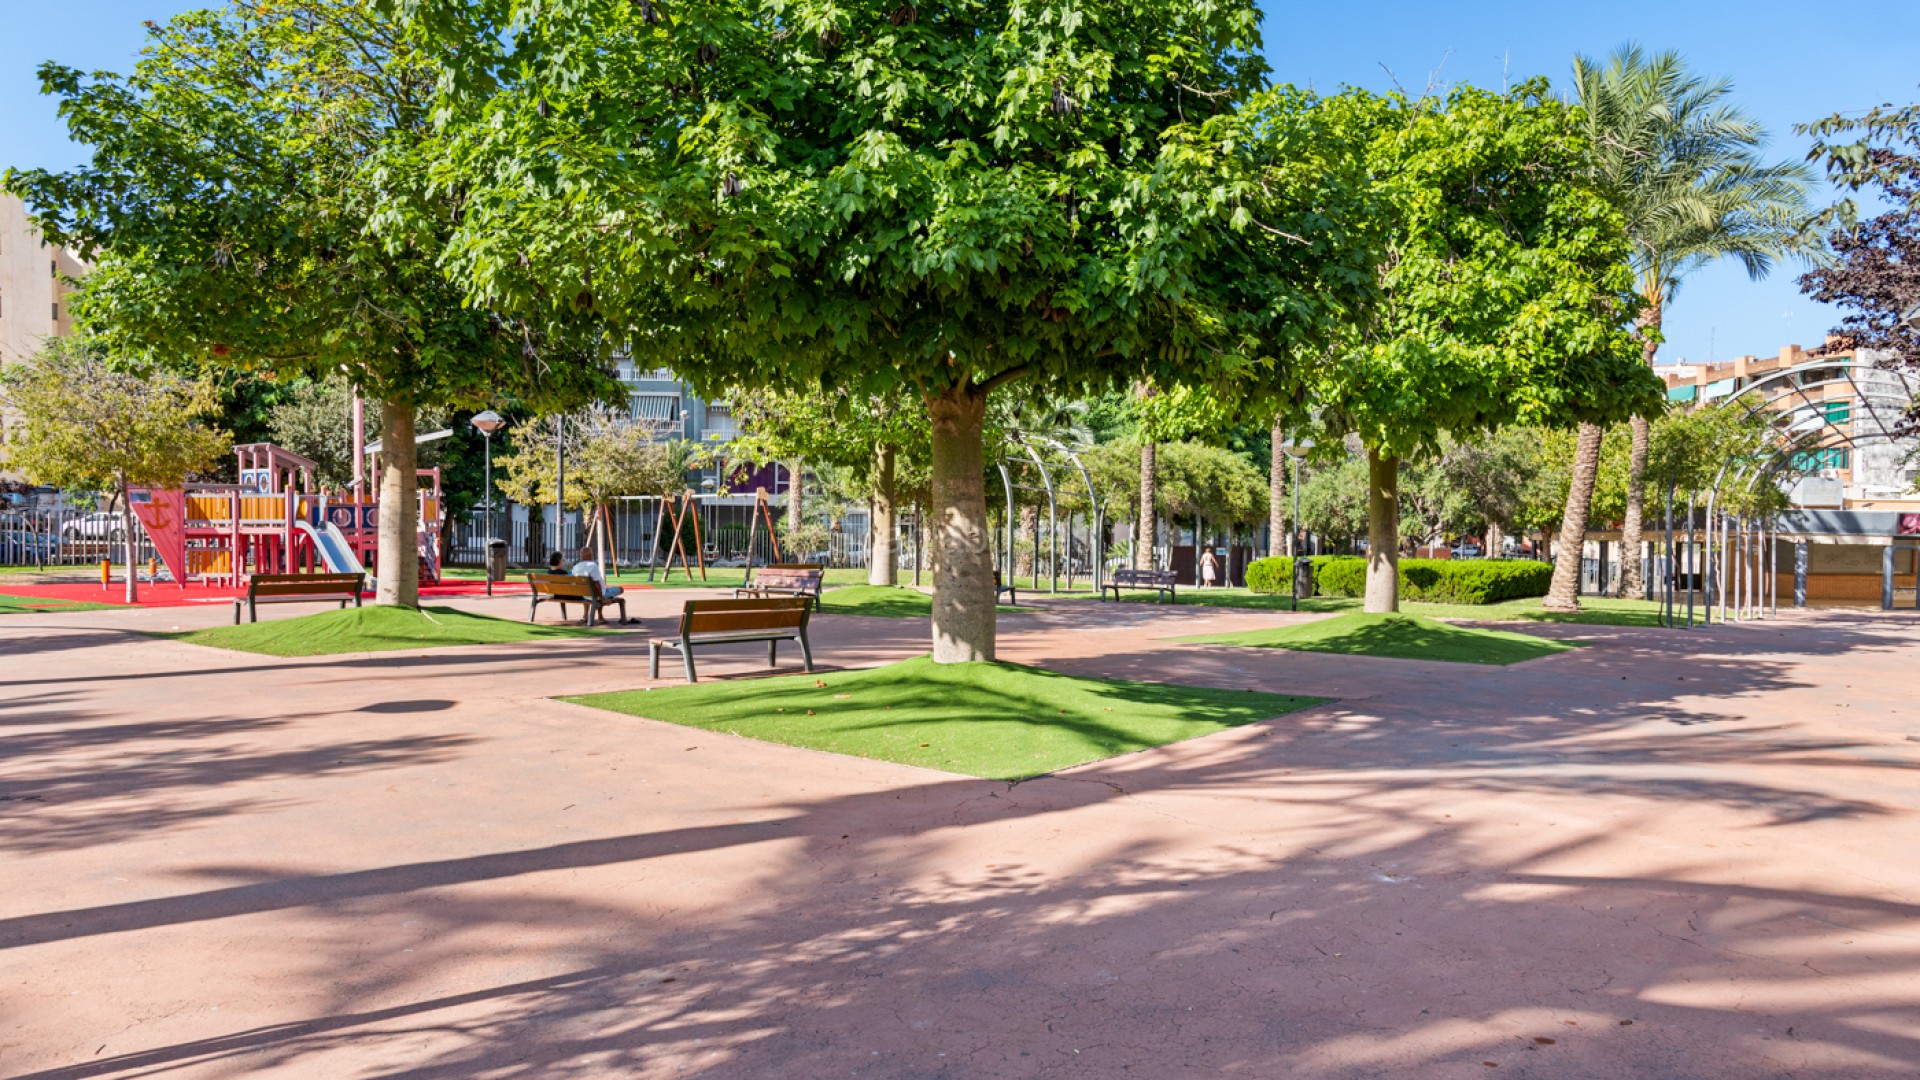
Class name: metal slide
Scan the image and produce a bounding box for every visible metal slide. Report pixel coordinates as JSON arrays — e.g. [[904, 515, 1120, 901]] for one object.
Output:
[[294, 519, 373, 587]]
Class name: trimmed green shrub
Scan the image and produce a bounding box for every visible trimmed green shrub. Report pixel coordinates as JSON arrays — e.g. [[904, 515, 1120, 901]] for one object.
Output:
[[1246, 556, 1291, 594], [1245, 555, 1343, 595], [1247, 555, 1551, 604]]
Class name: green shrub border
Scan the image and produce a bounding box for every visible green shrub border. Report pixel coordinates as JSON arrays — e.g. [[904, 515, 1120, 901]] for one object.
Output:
[[1246, 555, 1551, 605]]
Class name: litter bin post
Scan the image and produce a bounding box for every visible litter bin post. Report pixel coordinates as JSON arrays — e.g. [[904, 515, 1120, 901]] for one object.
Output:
[[485, 538, 509, 593], [1292, 556, 1314, 609]]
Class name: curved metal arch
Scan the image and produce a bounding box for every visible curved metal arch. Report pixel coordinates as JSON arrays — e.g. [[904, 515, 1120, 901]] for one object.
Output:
[[993, 428, 1109, 594], [1699, 363, 1920, 621]]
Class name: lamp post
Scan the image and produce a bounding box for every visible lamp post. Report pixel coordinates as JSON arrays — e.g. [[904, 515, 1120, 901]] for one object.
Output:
[[471, 411, 507, 596], [1282, 438, 1313, 557]]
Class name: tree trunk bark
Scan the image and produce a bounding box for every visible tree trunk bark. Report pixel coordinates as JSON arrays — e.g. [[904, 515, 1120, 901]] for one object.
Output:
[[1137, 442, 1157, 570], [927, 382, 994, 662], [1544, 422, 1605, 612], [119, 472, 137, 604], [1364, 448, 1399, 613], [376, 398, 420, 607], [1617, 414, 1650, 597], [1270, 417, 1286, 558], [1617, 302, 1661, 598], [868, 443, 897, 587], [786, 458, 804, 528]]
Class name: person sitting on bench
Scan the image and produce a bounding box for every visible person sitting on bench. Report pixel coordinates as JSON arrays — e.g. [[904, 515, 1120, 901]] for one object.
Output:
[[547, 551, 567, 573], [569, 546, 633, 623]]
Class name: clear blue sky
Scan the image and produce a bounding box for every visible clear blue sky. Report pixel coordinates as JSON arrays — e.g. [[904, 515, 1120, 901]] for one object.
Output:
[[5, 1, 1916, 365]]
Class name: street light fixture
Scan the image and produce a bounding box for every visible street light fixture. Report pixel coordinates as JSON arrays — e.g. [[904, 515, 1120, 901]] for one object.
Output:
[[1281, 437, 1314, 559], [471, 410, 507, 596]]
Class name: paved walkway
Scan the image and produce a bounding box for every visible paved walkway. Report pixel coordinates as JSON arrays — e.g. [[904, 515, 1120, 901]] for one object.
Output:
[[2, 592, 1917, 1078]]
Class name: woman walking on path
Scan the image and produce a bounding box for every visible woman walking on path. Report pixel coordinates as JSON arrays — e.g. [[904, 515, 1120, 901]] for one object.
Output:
[[1199, 546, 1219, 589]]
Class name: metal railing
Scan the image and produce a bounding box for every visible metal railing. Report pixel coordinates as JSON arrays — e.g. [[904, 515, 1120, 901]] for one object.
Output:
[[0, 508, 159, 569]]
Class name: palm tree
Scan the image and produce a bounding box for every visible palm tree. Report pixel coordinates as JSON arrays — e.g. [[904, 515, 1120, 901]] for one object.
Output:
[[1552, 46, 1811, 609]]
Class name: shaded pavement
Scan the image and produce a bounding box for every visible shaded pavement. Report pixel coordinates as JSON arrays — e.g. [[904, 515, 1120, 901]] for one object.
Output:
[[1, 592, 1917, 1077]]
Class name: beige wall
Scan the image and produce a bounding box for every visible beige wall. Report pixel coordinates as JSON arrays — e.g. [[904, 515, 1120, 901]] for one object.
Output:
[[1, 193, 85, 479]]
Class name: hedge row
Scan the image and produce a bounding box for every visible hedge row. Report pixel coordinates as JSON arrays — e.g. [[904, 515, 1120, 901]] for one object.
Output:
[[1245, 555, 1552, 605]]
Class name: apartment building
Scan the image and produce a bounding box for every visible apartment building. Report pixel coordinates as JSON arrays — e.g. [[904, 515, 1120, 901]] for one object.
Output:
[[1, 194, 86, 479], [1656, 337, 1919, 512], [1653, 337, 1920, 606]]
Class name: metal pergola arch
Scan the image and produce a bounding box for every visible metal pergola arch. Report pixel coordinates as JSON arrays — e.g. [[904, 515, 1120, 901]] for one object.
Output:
[[993, 430, 1107, 595], [1687, 363, 1920, 624]]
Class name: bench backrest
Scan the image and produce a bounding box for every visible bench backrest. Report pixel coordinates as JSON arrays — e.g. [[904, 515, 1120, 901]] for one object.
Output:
[[248, 572, 363, 598], [1111, 568, 1176, 586], [765, 563, 825, 572], [680, 597, 811, 636], [748, 566, 824, 591], [528, 572, 602, 600]]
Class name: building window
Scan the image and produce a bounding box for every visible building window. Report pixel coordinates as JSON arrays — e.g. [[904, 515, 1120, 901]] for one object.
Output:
[[704, 403, 736, 440], [630, 392, 681, 423], [52, 303, 59, 321], [1790, 448, 1850, 471]]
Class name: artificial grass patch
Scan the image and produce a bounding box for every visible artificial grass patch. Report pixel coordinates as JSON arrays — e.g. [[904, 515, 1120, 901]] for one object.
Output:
[[567, 655, 1325, 780], [1175, 611, 1576, 666], [169, 604, 609, 656], [817, 584, 1026, 618], [0, 593, 118, 614]]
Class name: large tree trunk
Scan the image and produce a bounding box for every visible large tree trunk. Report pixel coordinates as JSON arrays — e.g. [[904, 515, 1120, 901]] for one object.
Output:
[[1617, 302, 1661, 598], [927, 383, 994, 662], [1544, 422, 1605, 612], [1137, 442, 1157, 570], [868, 443, 897, 587], [1269, 417, 1286, 557], [1364, 448, 1399, 613], [786, 458, 804, 529], [376, 398, 420, 607], [1017, 502, 1039, 578]]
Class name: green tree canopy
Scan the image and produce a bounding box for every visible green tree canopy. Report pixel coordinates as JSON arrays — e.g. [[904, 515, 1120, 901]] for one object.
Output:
[[0, 339, 230, 601], [3, 0, 613, 605], [419, 0, 1373, 660], [1272, 83, 1664, 611]]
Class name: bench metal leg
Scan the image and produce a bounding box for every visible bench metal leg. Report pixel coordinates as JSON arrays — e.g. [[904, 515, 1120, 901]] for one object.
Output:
[[648, 640, 662, 680], [768, 639, 778, 667], [683, 645, 698, 684], [529, 596, 539, 623], [798, 628, 815, 672]]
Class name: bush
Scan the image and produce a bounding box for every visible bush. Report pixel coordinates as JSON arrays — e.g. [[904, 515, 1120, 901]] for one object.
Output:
[[1248, 555, 1550, 604], [1245, 555, 1343, 595], [1246, 556, 1291, 594]]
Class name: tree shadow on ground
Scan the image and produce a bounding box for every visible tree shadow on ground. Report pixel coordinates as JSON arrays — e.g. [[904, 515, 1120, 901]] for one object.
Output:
[[8, 614, 1920, 1076]]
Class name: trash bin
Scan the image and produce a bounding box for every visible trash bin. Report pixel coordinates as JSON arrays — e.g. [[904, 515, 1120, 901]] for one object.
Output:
[[1292, 556, 1315, 602], [485, 538, 509, 583]]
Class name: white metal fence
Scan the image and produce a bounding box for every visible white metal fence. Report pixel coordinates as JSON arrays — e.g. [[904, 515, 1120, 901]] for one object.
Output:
[[0, 508, 160, 569]]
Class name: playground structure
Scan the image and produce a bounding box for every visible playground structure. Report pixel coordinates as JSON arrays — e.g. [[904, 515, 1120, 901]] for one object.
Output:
[[128, 443, 443, 589]]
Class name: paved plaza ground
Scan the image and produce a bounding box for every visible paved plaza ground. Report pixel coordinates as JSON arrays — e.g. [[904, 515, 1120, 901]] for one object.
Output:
[[2, 587, 1917, 1077]]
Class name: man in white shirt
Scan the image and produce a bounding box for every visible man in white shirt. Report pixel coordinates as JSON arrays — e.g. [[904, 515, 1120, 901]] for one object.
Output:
[[568, 546, 633, 624], [569, 547, 621, 595]]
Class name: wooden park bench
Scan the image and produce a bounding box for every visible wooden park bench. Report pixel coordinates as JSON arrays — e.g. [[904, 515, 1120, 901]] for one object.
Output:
[[232, 572, 364, 624], [1100, 568, 1178, 604], [527, 572, 628, 627], [735, 563, 826, 610], [994, 569, 1018, 606], [649, 597, 814, 683]]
